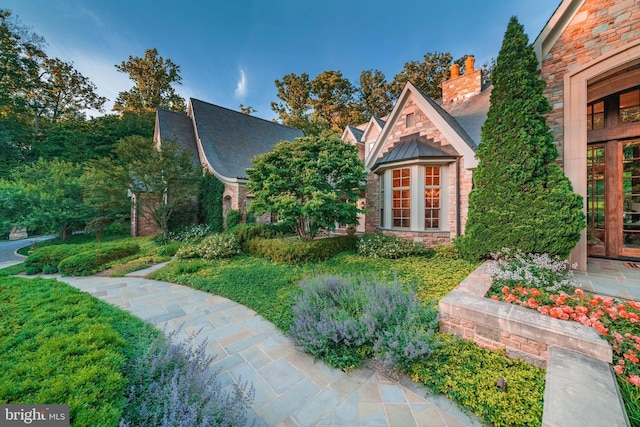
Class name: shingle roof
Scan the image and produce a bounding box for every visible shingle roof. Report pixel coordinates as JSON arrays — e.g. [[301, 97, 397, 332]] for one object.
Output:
[[444, 85, 492, 148], [347, 125, 364, 142], [373, 117, 387, 128], [189, 99, 303, 180], [156, 108, 200, 165], [374, 136, 458, 170]]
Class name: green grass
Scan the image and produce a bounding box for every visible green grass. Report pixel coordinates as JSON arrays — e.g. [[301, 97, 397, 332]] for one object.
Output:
[[0, 276, 158, 427]]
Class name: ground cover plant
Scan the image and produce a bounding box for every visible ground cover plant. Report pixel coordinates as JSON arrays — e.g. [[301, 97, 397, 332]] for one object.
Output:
[[409, 334, 545, 427], [0, 276, 157, 426], [488, 249, 640, 425]]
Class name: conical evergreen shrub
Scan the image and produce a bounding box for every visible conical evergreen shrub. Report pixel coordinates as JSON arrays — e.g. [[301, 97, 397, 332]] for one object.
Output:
[[458, 17, 584, 260]]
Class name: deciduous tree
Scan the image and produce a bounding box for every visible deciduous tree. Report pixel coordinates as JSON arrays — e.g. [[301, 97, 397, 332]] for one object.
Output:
[[114, 48, 186, 114], [115, 135, 200, 238], [247, 133, 367, 240], [358, 69, 393, 120]]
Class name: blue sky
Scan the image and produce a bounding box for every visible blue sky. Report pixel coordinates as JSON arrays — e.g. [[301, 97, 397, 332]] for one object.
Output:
[[5, 0, 561, 121]]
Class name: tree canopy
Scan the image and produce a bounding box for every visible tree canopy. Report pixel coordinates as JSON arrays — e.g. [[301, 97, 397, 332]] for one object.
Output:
[[113, 48, 186, 114], [247, 133, 367, 239], [458, 17, 584, 260]]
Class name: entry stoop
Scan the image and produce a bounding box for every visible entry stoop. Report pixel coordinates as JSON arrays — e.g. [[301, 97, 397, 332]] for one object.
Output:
[[542, 346, 630, 427]]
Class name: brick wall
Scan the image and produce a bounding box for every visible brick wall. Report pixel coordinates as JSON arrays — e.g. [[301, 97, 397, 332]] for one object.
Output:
[[540, 0, 640, 164], [442, 69, 482, 107]]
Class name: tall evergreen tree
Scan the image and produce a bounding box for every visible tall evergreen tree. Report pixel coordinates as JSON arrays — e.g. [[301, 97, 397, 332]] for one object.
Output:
[[458, 17, 584, 260]]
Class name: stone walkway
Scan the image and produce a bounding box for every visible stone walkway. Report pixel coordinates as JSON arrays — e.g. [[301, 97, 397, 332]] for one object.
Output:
[[43, 273, 481, 427]]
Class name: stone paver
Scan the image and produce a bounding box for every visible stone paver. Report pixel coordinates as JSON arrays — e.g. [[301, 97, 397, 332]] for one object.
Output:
[[41, 274, 481, 427]]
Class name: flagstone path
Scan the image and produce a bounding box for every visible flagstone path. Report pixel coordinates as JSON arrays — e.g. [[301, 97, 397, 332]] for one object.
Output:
[[38, 272, 481, 427]]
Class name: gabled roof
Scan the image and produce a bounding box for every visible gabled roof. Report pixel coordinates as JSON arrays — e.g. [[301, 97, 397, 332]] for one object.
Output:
[[156, 108, 200, 166], [342, 125, 364, 143], [373, 137, 458, 170], [189, 99, 303, 181], [533, 0, 583, 66], [366, 82, 480, 170], [361, 115, 386, 143]]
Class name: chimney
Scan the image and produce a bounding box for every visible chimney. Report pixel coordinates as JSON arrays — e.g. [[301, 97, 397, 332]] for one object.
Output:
[[465, 55, 475, 73], [450, 63, 460, 80], [441, 55, 482, 109]]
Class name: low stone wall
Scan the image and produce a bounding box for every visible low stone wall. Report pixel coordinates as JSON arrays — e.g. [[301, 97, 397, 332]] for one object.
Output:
[[440, 262, 628, 426], [438, 262, 612, 368]]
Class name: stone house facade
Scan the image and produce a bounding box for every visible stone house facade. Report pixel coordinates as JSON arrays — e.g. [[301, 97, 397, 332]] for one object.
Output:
[[342, 56, 489, 247], [134, 98, 303, 236], [533, 0, 640, 269]]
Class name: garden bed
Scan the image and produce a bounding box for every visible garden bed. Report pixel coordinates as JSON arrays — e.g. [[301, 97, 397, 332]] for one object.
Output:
[[439, 261, 629, 427]]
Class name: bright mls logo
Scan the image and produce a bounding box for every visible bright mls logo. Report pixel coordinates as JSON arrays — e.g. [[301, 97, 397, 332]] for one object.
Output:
[[0, 405, 69, 426]]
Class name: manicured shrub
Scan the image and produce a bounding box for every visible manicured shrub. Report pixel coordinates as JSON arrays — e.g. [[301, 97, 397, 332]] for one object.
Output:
[[157, 241, 181, 257], [290, 275, 439, 371], [357, 233, 432, 259], [459, 17, 584, 261], [120, 330, 254, 427], [248, 235, 358, 264], [409, 334, 545, 427], [225, 209, 242, 231], [231, 223, 277, 250], [57, 242, 140, 276], [433, 242, 461, 259], [24, 244, 92, 274]]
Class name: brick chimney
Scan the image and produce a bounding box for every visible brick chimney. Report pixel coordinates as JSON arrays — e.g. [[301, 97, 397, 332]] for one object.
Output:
[[441, 55, 482, 109]]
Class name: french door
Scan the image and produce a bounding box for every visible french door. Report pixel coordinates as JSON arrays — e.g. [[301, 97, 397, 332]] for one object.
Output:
[[587, 140, 640, 258]]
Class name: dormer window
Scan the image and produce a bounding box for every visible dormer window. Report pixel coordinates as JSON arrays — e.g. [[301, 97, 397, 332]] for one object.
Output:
[[620, 88, 640, 123], [587, 101, 604, 130], [406, 113, 415, 128]]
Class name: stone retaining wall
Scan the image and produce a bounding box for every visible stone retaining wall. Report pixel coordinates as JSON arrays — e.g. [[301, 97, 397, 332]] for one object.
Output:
[[438, 262, 612, 368]]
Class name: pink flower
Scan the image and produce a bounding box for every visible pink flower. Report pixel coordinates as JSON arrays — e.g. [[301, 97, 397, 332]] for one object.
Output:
[[614, 365, 624, 375], [629, 375, 640, 387]]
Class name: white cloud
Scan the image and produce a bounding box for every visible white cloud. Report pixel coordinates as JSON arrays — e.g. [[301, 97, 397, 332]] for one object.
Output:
[[234, 68, 247, 99]]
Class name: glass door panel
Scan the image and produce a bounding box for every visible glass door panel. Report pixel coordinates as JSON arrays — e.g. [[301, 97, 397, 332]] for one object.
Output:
[[587, 145, 606, 255], [623, 141, 640, 251]]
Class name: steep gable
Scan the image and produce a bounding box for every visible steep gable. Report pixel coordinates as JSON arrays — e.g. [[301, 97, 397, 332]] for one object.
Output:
[[366, 82, 478, 171]]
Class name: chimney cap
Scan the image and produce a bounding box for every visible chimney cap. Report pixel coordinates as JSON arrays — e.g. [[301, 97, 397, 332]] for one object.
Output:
[[450, 63, 460, 80], [465, 56, 475, 73]]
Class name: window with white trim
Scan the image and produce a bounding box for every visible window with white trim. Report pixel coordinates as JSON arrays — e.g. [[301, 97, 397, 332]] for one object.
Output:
[[392, 168, 410, 228], [424, 166, 440, 229]]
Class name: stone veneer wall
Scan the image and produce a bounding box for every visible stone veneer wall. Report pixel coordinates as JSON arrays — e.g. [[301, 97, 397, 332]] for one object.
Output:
[[439, 262, 612, 368], [362, 94, 475, 244], [540, 0, 640, 164]]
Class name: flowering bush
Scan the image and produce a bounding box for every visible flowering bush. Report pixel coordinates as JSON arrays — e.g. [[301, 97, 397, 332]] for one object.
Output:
[[169, 224, 214, 244], [175, 233, 241, 260], [488, 248, 578, 293], [290, 274, 438, 371], [357, 233, 431, 259]]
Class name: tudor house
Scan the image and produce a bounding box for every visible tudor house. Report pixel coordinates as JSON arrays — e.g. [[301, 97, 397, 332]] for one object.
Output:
[[133, 98, 303, 236], [342, 56, 489, 247]]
